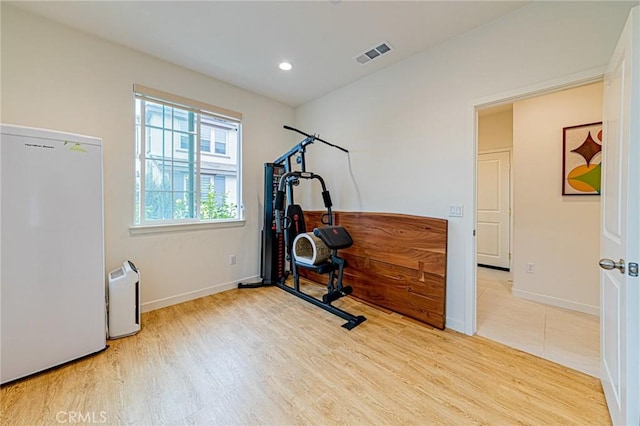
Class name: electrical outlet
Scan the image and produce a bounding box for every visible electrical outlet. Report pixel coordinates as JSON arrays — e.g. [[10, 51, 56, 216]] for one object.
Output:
[[526, 263, 535, 274], [229, 254, 237, 265]]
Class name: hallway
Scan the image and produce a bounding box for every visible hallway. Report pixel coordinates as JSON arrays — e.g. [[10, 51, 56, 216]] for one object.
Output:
[[477, 267, 600, 377]]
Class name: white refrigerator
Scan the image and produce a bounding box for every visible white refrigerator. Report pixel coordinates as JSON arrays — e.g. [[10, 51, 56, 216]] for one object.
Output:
[[1, 124, 106, 384]]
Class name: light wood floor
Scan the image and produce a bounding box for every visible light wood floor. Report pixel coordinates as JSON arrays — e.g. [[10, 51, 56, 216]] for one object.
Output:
[[1, 283, 610, 425]]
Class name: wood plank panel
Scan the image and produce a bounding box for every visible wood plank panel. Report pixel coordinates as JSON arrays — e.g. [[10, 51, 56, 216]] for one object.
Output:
[[344, 255, 445, 327], [300, 211, 447, 329], [305, 211, 447, 274]]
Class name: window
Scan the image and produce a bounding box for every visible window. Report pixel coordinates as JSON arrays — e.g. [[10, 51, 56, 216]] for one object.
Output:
[[200, 126, 211, 153], [200, 175, 225, 202], [180, 125, 212, 153], [198, 174, 231, 219], [214, 128, 227, 155], [134, 85, 242, 225]]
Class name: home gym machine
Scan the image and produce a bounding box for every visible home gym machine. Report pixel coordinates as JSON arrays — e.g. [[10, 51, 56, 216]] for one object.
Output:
[[238, 126, 366, 330]]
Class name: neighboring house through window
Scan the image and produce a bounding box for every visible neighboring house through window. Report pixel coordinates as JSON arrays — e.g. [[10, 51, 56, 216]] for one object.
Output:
[[214, 128, 227, 155], [134, 85, 242, 225], [200, 174, 226, 204]]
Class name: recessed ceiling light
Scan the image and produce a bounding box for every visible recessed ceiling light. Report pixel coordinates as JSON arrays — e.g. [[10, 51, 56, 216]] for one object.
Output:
[[279, 62, 293, 71]]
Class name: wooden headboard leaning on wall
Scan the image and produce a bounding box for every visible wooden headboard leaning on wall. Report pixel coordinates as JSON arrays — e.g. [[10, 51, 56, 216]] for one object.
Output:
[[299, 211, 448, 330]]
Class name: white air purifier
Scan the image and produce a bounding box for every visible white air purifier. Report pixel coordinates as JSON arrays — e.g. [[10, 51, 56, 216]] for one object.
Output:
[[107, 261, 141, 339]]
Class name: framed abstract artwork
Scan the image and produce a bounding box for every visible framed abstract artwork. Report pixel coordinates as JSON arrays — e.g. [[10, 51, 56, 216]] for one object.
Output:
[[562, 122, 603, 195]]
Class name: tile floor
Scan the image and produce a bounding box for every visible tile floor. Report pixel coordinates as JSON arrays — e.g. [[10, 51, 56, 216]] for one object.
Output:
[[476, 267, 600, 377]]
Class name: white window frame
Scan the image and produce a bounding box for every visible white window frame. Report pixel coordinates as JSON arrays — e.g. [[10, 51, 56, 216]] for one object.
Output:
[[131, 85, 244, 233]]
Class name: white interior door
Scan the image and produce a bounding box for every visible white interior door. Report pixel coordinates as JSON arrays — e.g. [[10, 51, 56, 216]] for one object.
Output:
[[477, 151, 510, 269], [600, 7, 639, 426]]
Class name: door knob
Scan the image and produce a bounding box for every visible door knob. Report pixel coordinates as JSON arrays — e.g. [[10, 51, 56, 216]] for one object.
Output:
[[599, 258, 625, 274]]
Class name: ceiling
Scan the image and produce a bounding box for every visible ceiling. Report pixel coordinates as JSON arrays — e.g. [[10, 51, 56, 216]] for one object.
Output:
[[10, 1, 529, 107]]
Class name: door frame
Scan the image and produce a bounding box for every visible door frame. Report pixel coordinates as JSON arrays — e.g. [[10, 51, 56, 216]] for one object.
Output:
[[465, 66, 606, 336], [477, 147, 513, 271]]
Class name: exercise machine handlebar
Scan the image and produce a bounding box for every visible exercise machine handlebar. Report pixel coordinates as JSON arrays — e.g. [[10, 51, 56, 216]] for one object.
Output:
[[274, 171, 332, 234], [280, 125, 349, 158], [283, 125, 349, 153]]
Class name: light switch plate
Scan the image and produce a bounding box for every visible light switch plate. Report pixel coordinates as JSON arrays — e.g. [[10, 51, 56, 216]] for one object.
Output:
[[449, 204, 463, 217]]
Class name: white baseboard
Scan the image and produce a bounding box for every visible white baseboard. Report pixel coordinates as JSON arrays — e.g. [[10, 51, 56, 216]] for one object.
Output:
[[141, 275, 260, 313], [512, 288, 599, 316], [140, 278, 480, 333]]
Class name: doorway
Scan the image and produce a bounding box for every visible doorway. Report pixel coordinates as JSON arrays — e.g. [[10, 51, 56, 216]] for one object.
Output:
[[474, 83, 603, 377], [477, 105, 512, 271]]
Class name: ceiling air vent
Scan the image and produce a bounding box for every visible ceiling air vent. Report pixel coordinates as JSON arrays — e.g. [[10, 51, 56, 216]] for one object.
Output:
[[355, 41, 393, 65]]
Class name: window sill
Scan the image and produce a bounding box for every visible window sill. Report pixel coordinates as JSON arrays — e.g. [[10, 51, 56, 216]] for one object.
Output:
[[129, 219, 246, 235]]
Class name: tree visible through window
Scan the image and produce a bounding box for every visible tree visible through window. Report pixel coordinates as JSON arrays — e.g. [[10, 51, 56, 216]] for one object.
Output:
[[134, 89, 241, 225]]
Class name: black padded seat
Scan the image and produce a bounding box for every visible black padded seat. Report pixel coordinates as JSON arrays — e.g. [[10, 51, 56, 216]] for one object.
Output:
[[313, 226, 353, 250]]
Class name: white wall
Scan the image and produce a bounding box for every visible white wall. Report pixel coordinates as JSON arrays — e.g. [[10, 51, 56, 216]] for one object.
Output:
[[512, 82, 603, 314], [1, 5, 294, 310], [2, 2, 633, 331], [294, 2, 634, 332]]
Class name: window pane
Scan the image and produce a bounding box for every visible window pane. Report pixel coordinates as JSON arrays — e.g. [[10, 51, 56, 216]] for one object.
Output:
[[173, 109, 193, 132], [163, 105, 173, 129], [135, 156, 141, 225], [144, 102, 166, 127], [145, 190, 173, 220], [200, 175, 212, 201], [175, 132, 194, 159], [136, 92, 241, 224], [135, 99, 142, 130], [173, 191, 196, 219], [148, 128, 174, 160], [200, 174, 236, 220], [214, 175, 225, 205], [172, 165, 195, 193], [199, 117, 239, 220], [145, 159, 171, 191], [135, 99, 142, 224]]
